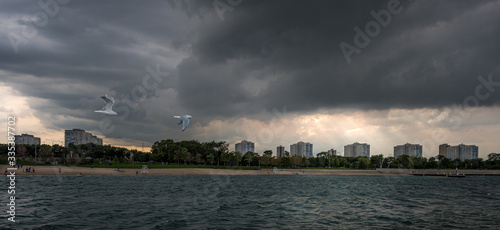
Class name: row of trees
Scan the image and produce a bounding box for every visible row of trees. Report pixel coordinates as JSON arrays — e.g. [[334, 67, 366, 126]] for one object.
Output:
[[0, 143, 150, 165], [150, 139, 228, 165], [148, 140, 500, 169]]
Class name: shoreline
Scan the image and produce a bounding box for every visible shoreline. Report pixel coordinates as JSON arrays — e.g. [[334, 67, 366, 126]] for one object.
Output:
[[3, 165, 500, 176], [2, 165, 387, 176]]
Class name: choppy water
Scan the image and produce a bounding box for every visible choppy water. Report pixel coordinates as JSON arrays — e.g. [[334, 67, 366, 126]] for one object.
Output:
[[1, 174, 499, 229]]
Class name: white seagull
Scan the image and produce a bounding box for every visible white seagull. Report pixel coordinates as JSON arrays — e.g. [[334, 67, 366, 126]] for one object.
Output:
[[94, 94, 117, 115], [173, 115, 192, 131]]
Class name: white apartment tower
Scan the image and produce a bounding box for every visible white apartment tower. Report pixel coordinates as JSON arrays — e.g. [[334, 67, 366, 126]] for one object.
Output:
[[344, 142, 370, 157], [235, 140, 255, 154], [445, 144, 478, 161], [14, 134, 41, 145], [394, 143, 423, 158], [65, 129, 103, 147], [290, 141, 313, 157]]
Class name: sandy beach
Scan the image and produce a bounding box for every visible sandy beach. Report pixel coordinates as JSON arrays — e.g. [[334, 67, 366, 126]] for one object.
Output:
[[4, 165, 499, 176], [2, 165, 385, 176]]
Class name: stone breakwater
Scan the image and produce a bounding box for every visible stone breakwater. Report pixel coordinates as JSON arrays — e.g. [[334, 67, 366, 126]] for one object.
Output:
[[376, 168, 500, 175]]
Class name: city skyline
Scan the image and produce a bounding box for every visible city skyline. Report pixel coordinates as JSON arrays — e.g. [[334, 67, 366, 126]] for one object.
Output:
[[1, 1, 499, 158], [9, 130, 486, 159]]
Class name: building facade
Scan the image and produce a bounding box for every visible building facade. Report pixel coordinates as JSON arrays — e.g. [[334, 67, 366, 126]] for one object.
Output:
[[445, 144, 478, 161], [327, 149, 337, 156], [277, 145, 285, 158], [305, 143, 313, 157], [439, 144, 450, 157], [64, 129, 103, 147], [344, 142, 370, 157], [394, 143, 423, 158], [235, 140, 255, 154], [290, 141, 313, 157], [14, 134, 41, 145]]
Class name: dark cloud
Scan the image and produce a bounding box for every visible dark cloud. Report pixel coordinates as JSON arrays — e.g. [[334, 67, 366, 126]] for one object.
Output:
[[1, 0, 499, 147], [174, 0, 500, 115]]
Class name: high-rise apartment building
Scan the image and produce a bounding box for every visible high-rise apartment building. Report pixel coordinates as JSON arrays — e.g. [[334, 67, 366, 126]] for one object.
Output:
[[327, 149, 337, 156], [14, 134, 41, 145], [65, 129, 103, 147], [344, 142, 370, 157], [290, 141, 313, 157], [235, 140, 255, 154], [439, 144, 450, 157], [445, 144, 478, 161], [394, 143, 423, 158], [277, 145, 285, 158]]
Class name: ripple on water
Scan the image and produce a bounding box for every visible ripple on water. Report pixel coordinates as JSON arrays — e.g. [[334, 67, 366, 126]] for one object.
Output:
[[3, 175, 500, 229]]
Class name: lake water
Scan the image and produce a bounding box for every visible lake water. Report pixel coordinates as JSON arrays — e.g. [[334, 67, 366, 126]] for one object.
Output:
[[1, 174, 499, 229]]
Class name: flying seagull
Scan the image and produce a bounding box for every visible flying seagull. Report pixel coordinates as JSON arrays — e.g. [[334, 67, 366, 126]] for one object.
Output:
[[173, 115, 192, 131], [94, 94, 117, 115]]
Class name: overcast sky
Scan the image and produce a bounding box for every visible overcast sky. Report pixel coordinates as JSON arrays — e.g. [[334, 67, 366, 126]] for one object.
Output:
[[1, 0, 499, 158]]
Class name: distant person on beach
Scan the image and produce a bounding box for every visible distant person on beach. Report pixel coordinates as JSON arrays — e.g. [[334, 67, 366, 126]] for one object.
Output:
[[136, 170, 138, 175], [59, 168, 61, 173], [33, 168, 35, 173]]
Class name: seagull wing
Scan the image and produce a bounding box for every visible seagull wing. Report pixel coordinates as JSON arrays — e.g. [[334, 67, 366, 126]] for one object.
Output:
[[182, 117, 190, 131], [101, 94, 115, 111]]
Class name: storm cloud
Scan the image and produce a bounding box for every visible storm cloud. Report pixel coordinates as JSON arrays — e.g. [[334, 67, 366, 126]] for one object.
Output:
[[1, 0, 499, 156]]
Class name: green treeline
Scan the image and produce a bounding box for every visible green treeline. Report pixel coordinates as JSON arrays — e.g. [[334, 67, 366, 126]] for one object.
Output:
[[0, 143, 150, 165]]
